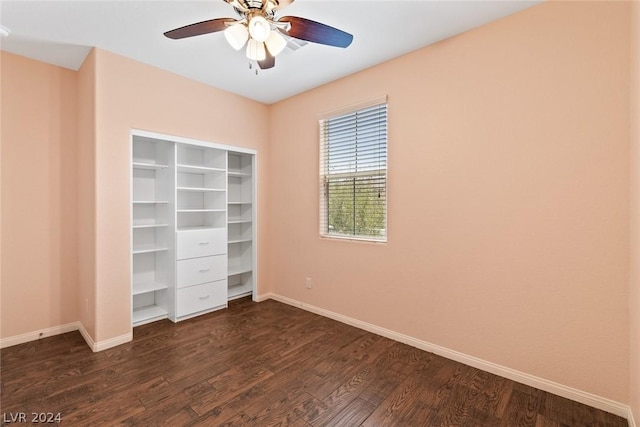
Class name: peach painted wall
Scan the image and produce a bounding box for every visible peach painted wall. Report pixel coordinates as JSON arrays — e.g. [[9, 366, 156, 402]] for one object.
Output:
[[77, 49, 97, 338], [90, 49, 269, 342], [1, 52, 79, 338], [269, 1, 630, 402], [630, 0, 640, 422]]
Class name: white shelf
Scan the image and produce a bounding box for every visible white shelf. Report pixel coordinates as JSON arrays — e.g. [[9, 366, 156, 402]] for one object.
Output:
[[133, 201, 169, 205], [228, 238, 252, 244], [133, 281, 168, 295], [228, 201, 251, 205], [177, 187, 225, 192], [132, 245, 169, 254], [228, 218, 252, 224], [132, 223, 169, 229], [177, 164, 225, 174], [228, 171, 251, 178], [178, 209, 225, 213], [228, 287, 252, 300], [132, 305, 168, 326], [178, 225, 223, 231], [228, 265, 253, 276], [133, 162, 168, 170]]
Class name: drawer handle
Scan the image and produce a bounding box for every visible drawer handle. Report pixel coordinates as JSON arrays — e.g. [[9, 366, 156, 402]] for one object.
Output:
[[199, 268, 210, 273], [198, 242, 210, 245], [198, 295, 210, 300]]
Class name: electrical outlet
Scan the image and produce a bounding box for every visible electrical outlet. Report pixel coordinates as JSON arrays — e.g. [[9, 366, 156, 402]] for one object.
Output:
[[305, 277, 312, 289], [85, 298, 89, 313]]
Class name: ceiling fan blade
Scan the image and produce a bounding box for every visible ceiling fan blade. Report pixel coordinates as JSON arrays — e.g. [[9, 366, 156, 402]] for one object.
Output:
[[164, 18, 236, 40], [278, 16, 353, 48], [267, 0, 295, 11], [258, 49, 275, 69]]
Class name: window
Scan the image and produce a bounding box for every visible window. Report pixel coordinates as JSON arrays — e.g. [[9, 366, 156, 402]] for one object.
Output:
[[319, 97, 388, 242]]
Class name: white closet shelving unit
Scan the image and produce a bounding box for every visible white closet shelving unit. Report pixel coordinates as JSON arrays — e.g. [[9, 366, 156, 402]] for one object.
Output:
[[131, 137, 175, 326], [130, 130, 256, 327], [176, 145, 227, 231], [227, 153, 255, 300], [175, 144, 228, 321]]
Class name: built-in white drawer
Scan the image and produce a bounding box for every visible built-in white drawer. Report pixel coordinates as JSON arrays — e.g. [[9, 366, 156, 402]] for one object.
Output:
[[177, 228, 226, 260], [177, 255, 227, 288], [176, 280, 227, 317]]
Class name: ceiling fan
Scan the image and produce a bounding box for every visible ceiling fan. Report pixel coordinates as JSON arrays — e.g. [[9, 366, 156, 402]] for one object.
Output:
[[164, 0, 353, 71]]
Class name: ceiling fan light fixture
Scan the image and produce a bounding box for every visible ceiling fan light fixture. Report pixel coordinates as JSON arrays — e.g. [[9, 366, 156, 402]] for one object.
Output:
[[224, 22, 249, 50], [246, 39, 266, 61], [0, 25, 11, 38], [264, 30, 286, 56], [163, 0, 354, 71], [248, 15, 270, 42]]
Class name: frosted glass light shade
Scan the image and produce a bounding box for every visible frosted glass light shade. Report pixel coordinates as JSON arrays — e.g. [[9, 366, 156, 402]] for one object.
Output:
[[0, 25, 10, 38], [224, 23, 249, 50], [264, 30, 286, 56], [246, 39, 266, 61], [248, 16, 270, 42]]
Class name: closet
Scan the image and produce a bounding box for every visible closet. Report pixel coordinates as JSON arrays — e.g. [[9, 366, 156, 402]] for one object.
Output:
[[130, 130, 256, 327]]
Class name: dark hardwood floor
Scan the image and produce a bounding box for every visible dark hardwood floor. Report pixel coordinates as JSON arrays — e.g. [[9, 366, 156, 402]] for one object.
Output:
[[0, 298, 628, 426]]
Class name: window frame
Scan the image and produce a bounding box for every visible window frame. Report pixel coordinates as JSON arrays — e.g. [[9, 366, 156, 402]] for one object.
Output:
[[318, 96, 388, 243]]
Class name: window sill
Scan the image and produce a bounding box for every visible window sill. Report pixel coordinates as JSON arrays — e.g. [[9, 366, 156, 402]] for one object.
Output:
[[320, 234, 387, 244]]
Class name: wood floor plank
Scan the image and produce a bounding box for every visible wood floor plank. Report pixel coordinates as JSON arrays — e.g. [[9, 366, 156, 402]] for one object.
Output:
[[122, 392, 200, 426], [190, 366, 275, 416], [0, 298, 628, 427], [500, 386, 545, 427], [535, 414, 564, 427], [184, 379, 277, 425], [243, 389, 318, 425], [357, 364, 408, 407], [304, 367, 375, 425], [360, 375, 425, 426], [315, 396, 375, 427], [474, 371, 514, 420]]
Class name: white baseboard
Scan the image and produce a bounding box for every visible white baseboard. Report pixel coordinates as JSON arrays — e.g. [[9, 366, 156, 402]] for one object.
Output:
[[77, 322, 95, 350], [77, 322, 132, 352], [629, 407, 637, 427], [266, 293, 632, 423], [254, 292, 274, 302], [0, 322, 79, 349], [95, 332, 132, 351], [1, 321, 131, 353]]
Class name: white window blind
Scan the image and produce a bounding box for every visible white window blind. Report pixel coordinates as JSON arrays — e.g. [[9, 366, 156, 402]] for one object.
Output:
[[319, 99, 388, 241]]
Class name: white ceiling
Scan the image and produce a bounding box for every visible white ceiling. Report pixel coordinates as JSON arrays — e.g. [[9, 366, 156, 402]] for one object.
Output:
[[0, 0, 540, 104]]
